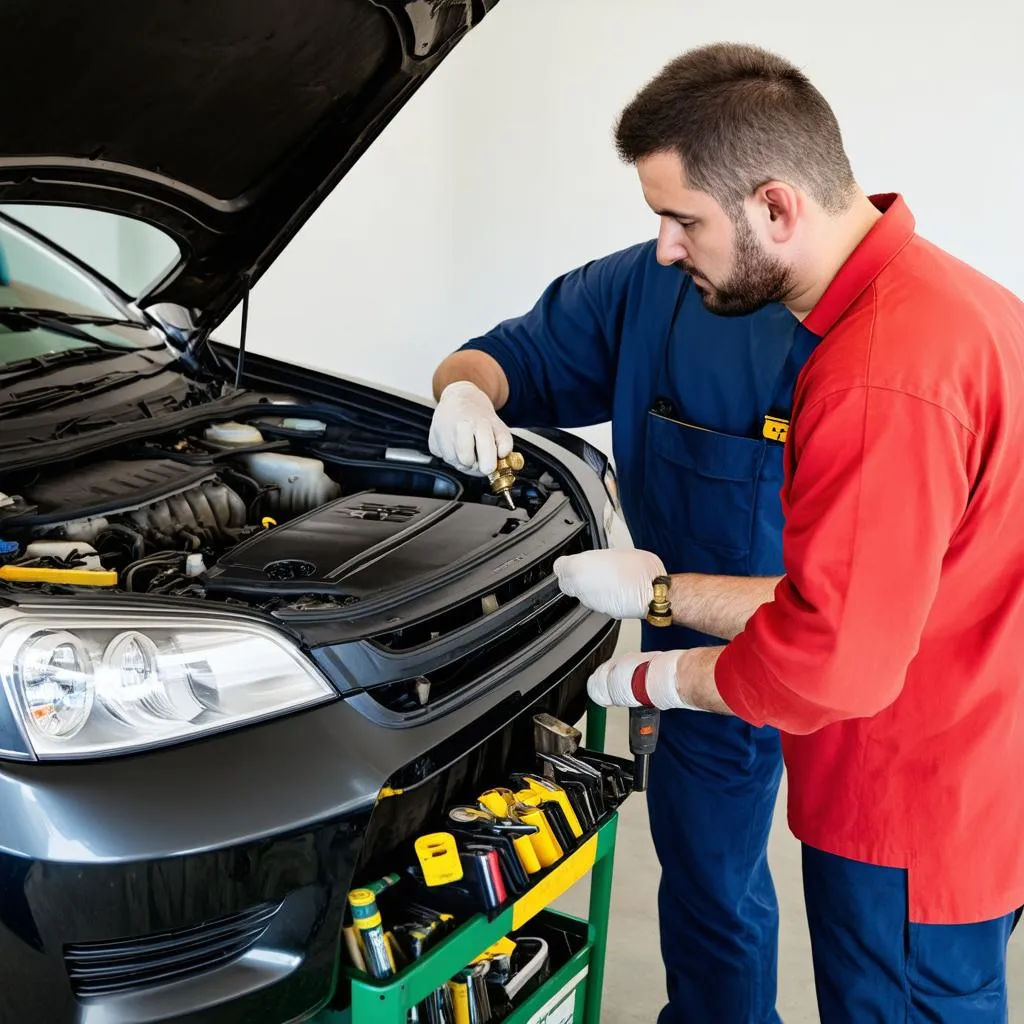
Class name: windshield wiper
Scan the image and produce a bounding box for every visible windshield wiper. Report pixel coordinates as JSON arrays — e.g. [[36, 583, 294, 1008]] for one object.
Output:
[[0, 307, 150, 349], [0, 346, 138, 387], [0, 370, 141, 419], [0, 307, 147, 330]]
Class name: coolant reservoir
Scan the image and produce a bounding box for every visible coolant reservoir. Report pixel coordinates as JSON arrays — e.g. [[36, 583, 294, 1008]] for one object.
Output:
[[204, 422, 265, 447], [24, 540, 104, 571], [240, 453, 341, 517]]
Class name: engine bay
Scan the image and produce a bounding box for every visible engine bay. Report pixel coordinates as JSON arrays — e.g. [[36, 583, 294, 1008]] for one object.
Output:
[[0, 411, 582, 620]]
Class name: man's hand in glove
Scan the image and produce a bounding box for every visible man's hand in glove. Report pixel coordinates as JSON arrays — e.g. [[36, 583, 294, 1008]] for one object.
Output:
[[428, 381, 514, 477], [586, 648, 733, 714], [553, 548, 667, 620]]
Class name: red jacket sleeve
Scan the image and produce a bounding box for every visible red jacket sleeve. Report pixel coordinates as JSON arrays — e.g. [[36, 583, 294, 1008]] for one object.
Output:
[[716, 385, 973, 734]]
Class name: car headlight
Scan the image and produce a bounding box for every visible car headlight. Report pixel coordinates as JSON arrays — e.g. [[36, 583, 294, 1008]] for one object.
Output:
[[0, 612, 335, 760]]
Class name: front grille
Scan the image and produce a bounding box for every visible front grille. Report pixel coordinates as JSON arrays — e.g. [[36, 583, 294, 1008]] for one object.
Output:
[[64, 901, 282, 998], [370, 533, 586, 653], [368, 592, 580, 713]]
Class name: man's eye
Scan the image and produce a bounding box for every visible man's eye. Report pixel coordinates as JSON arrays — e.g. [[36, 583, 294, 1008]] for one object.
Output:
[[676, 220, 695, 231]]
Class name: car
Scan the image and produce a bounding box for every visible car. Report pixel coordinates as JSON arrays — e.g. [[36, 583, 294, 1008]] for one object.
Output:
[[0, 3, 624, 1022]]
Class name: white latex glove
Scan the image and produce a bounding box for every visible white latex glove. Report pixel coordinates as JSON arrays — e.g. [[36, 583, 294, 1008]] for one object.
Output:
[[553, 548, 668, 620], [587, 650, 703, 711], [428, 381, 514, 476]]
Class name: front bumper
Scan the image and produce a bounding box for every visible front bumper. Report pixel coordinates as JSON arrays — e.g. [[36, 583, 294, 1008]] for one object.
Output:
[[0, 608, 617, 1023]]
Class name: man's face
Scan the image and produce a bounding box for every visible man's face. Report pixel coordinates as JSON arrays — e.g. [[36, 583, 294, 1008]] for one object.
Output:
[[637, 151, 792, 317]]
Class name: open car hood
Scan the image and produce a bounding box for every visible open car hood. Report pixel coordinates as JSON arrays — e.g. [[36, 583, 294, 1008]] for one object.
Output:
[[0, 0, 499, 333]]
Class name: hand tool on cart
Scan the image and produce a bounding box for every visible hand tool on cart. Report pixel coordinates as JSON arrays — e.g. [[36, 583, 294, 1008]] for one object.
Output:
[[629, 575, 673, 792], [532, 713, 582, 756], [348, 888, 397, 979]]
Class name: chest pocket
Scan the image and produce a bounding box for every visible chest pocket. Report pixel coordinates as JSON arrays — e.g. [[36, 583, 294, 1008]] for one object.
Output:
[[643, 410, 781, 576]]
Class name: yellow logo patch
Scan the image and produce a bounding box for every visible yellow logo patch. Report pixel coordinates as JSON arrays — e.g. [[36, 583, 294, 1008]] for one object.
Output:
[[762, 416, 789, 443]]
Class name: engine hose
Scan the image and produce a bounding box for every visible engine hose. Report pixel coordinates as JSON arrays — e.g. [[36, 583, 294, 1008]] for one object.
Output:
[[176, 529, 203, 551], [248, 486, 279, 519], [97, 524, 146, 562], [122, 552, 183, 592], [219, 468, 263, 502]]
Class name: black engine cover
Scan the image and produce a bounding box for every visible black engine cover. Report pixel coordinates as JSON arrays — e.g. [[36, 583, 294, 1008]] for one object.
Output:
[[203, 491, 527, 601]]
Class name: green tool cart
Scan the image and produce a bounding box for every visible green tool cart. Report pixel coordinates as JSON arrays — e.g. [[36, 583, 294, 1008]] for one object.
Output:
[[311, 702, 623, 1024]]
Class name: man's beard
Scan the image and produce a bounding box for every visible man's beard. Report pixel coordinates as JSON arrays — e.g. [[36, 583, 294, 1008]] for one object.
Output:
[[679, 218, 793, 317]]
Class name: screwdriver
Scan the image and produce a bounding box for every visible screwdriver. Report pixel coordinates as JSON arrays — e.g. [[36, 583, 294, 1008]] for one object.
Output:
[[629, 575, 672, 792]]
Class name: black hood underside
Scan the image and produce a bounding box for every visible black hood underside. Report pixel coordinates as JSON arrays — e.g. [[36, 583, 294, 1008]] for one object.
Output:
[[0, 0, 499, 330]]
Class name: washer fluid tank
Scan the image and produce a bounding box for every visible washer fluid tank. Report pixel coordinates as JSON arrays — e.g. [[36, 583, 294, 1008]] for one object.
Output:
[[203, 422, 265, 447], [241, 453, 341, 517]]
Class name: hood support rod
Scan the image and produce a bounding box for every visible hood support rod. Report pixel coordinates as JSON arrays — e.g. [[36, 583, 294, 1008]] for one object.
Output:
[[234, 274, 251, 390]]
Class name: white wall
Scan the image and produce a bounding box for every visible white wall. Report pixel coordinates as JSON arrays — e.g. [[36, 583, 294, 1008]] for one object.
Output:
[[223, 0, 1022, 458], [13, 1, 1022, 460]]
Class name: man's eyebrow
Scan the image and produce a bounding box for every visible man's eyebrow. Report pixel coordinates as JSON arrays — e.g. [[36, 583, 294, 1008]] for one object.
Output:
[[654, 208, 698, 221]]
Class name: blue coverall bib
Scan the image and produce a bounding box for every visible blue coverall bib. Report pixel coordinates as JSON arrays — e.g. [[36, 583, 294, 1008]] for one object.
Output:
[[465, 240, 798, 1024]]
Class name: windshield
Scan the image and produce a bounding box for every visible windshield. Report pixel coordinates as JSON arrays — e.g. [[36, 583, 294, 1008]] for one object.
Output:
[[0, 216, 126, 317], [1, 204, 181, 299], [0, 214, 163, 366]]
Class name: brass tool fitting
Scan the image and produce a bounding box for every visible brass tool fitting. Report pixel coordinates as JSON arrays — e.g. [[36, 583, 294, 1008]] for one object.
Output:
[[489, 451, 525, 509], [646, 575, 673, 627]]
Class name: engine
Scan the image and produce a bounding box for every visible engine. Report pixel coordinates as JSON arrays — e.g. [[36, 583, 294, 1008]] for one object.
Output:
[[0, 416, 558, 613]]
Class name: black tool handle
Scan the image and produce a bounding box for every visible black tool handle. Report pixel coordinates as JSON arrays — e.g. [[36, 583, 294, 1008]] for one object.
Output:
[[629, 705, 661, 792]]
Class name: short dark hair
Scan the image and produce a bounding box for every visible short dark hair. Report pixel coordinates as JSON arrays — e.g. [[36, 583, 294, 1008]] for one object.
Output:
[[614, 43, 856, 214]]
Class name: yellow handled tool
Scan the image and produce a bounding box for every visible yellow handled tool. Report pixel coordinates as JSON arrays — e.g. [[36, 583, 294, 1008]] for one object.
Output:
[[415, 832, 464, 887], [518, 775, 584, 839], [347, 889, 396, 979], [478, 788, 516, 818], [511, 802, 563, 867]]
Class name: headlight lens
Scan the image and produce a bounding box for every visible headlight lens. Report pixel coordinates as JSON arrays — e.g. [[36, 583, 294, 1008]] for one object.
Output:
[[1, 614, 334, 759], [100, 632, 205, 728], [20, 631, 95, 740]]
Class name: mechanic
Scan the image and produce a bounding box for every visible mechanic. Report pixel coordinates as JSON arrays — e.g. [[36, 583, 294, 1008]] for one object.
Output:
[[429, 126, 801, 1024], [559, 42, 1024, 1021]]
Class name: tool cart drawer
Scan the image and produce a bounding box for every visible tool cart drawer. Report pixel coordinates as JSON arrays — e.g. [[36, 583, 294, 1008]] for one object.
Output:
[[500, 911, 591, 1024], [318, 730, 633, 1024]]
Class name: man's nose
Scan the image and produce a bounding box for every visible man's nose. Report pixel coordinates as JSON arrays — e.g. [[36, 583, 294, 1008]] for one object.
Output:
[[656, 221, 687, 266]]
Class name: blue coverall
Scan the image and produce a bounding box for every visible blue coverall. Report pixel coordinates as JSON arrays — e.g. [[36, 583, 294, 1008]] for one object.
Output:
[[464, 240, 798, 1023]]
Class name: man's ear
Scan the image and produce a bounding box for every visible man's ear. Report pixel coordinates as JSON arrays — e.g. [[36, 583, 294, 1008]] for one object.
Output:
[[749, 181, 800, 243]]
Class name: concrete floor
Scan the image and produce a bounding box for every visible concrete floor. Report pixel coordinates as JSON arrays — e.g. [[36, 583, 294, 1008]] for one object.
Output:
[[557, 622, 1024, 1022]]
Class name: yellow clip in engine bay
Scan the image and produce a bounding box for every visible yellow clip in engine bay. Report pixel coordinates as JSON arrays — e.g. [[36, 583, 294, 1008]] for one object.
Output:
[[0, 565, 118, 587]]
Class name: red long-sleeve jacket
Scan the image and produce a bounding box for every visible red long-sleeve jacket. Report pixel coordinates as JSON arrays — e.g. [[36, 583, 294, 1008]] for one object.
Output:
[[716, 194, 1024, 924]]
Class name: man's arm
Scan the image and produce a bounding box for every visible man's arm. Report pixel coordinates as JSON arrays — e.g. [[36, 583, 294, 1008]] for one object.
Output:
[[577, 384, 972, 722], [431, 350, 510, 409], [668, 572, 780, 640], [432, 245, 646, 431], [428, 248, 642, 475], [569, 565, 775, 716], [587, 645, 731, 714], [715, 386, 972, 734], [553, 548, 779, 639]]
